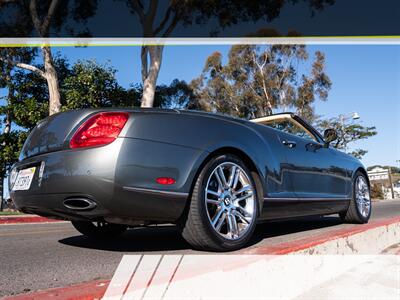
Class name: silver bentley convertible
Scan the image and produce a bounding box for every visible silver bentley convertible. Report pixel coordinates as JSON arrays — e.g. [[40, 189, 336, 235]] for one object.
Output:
[[10, 109, 371, 251]]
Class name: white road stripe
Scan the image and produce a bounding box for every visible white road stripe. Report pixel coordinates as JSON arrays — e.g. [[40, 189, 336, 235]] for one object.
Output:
[[102, 255, 142, 300], [103, 255, 400, 299], [122, 255, 163, 300], [144, 255, 183, 300]]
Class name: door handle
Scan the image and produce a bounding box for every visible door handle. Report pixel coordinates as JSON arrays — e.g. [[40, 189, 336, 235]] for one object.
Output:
[[282, 140, 297, 148]]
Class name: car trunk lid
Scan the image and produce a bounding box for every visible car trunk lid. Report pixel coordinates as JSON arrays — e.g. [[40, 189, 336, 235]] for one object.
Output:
[[19, 110, 97, 160]]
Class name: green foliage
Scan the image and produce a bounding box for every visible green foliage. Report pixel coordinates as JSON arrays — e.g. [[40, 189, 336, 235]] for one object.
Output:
[[154, 79, 194, 109], [189, 45, 331, 121], [318, 119, 377, 159], [62, 60, 133, 110], [0, 131, 28, 177], [1, 53, 71, 130], [317, 117, 377, 158]]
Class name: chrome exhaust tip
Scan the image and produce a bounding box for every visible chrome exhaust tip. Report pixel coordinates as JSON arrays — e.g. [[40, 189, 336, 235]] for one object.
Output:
[[63, 198, 97, 211]]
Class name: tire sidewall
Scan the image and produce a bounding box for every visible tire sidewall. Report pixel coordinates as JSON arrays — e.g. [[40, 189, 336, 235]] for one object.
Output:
[[194, 154, 259, 250]]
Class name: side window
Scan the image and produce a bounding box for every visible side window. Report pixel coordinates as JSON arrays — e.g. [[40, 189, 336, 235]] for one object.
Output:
[[265, 119, 316, 142]]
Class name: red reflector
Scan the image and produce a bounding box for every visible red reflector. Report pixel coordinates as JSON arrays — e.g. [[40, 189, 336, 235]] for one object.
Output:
[[70, 112, 129, 149], [156, 177, 176, 185]]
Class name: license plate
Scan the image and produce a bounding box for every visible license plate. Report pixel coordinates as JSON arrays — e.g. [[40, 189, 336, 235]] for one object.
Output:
[[12, 167, 36, 191]]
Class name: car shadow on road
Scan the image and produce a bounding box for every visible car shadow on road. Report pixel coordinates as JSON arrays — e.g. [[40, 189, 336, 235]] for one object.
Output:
[[58, 216, 343, 253], [59, 225, 191, 252]]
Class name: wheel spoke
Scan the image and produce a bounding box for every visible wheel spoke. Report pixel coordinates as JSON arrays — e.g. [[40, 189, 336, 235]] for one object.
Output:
[[234, 210, 250, 225], [234, 191, 253, 204], [212, 207, 225, 227], [236, 205, 249, 217], [215, 212, 226, 232], [227, 213, 239, 238], [217, 166, 228, 188], [232, 169, 240, 189], [228, 165, 237, 187], [206, 198, 220, 205], [234, 185, 251, 195], [206, 189, 220, 197], [214, 167, 227, 189]]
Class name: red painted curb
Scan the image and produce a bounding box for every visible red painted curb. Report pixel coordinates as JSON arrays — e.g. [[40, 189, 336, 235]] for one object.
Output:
[[1, 280, 110, 300], [0, 215, 62, 225], [243, 216, 400, 255], [4, 216, 399, 300]]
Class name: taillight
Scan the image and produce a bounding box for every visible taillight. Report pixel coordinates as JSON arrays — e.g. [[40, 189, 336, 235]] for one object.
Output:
[[156, 177, 176, 185], [70, 112, 129, 149]]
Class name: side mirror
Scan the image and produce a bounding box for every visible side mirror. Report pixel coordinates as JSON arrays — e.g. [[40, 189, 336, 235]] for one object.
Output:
[[323, 128, 337, 147]]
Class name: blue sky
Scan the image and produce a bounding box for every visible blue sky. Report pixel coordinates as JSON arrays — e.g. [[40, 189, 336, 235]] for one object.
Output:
[[54, 44, 400, 168], [2, 44, 400, 198], [1, 44, 400, 169]]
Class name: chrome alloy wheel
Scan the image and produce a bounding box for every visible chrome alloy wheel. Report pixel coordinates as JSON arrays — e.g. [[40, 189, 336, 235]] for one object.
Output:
[[355, 176, 371, 218], [205, 162, 256, 240]]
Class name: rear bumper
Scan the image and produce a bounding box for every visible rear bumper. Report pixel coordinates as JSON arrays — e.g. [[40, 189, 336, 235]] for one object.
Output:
[[10, 138, 207, 223]]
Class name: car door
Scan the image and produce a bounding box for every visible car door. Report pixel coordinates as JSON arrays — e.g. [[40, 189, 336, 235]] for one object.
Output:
[[275, 117, 350, 200]]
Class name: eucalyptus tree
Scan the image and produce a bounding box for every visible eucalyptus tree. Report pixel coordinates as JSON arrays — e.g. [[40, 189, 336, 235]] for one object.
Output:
[[317, 117, 377, 159], [189, 44, 331, 121], [122, 0, 335, 108]]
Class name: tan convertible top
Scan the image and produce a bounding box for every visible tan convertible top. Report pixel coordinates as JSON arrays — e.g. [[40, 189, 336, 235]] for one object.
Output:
[[251, 113, 319, 141], [250, 113, 293, 125]]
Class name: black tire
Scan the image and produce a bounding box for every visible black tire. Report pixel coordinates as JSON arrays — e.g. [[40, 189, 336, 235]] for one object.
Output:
[[340, 171, 371, 223], [180, 154, 259, 251], [71, 220, 127, 239]]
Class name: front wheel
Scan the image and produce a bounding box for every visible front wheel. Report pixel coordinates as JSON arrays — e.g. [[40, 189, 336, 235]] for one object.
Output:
[[340, 172, 371, 223], [181, 154, 259, 251], [71, 221, 127, 239]]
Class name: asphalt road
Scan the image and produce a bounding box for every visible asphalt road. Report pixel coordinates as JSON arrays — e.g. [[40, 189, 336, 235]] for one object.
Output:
[[0, 200, 399, 297]]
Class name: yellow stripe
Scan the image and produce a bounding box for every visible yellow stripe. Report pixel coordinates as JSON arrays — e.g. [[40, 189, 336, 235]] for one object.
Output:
[[1, 36, 400, 47]]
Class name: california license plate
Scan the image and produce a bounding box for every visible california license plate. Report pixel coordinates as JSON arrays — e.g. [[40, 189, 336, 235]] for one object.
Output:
[[13, 167, 36, 191]]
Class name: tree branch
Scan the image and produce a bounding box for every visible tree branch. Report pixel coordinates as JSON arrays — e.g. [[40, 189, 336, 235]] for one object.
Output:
[[162, 12, 179, 37], [253, 51, 271, 111], [131, 0, 145, 25], [0, 57, 46, 78], [29, 0, 43, 35], [29, 0, 61, 37], [147, 0, 159, 25], [41, 0, 61, 36], [154, 5, 172, 35]]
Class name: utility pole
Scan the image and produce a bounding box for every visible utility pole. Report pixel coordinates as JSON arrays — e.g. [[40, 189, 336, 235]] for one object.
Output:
[[388, 166, 395, 199]]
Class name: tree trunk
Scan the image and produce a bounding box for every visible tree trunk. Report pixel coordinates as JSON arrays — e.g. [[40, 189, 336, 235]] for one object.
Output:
[[140, 45, 163, 108], [0, 178, 3, 211], [42, 46, 61, 115], [4, 75, 12, 135]]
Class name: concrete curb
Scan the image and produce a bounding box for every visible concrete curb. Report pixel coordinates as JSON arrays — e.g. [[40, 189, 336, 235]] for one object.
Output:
[[4, 217, 400, 300], [243, 216, 400, 255], [0, 215, 62, 225]]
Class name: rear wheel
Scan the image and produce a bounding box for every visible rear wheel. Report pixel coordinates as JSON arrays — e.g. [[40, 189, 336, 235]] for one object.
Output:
[[181, 154, 259, 251], [71, 221, 127, 239], [340, 171, 371, 223]]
